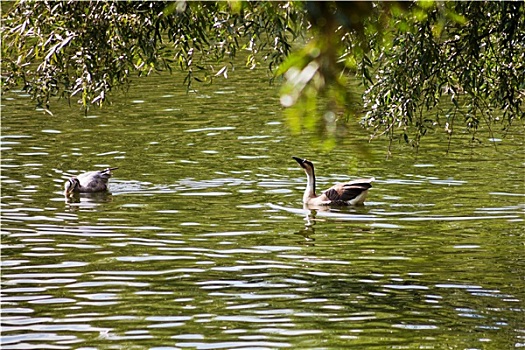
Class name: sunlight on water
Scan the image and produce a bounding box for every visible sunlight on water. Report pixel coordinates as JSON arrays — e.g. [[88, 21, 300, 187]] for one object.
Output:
[[1, 70, 524, 349]]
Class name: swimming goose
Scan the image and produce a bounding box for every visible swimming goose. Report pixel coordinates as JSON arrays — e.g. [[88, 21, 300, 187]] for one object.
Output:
[[292, 157, 374, 206], [64, 167, 118, 197]]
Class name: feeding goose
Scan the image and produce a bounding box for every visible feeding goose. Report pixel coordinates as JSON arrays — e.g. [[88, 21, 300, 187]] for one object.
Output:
[[292, 157, 374, 206], [64, 167, 118, 197]]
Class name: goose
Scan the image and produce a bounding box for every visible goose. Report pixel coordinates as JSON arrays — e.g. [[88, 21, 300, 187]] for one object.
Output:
[[64, 167, 118, 197], [292, 157, 374, 206]]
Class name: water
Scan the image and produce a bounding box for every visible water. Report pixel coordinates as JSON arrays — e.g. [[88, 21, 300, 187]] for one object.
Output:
[[1, 68, 524, 349]]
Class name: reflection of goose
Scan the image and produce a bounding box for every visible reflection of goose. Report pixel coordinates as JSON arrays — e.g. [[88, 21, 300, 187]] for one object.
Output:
[[293, 157, 374, 206], [64, 167, 118, 197]]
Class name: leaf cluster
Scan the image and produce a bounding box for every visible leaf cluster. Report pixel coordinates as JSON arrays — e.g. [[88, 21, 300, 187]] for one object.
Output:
[[2, 1, 523, 151], [362, 2, 525, 150], [1, 1, 305, 110]]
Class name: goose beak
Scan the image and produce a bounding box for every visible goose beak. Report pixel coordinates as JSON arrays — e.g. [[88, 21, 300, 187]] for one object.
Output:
[[292, 156, 304, 163], [292, 156, 306, 168]]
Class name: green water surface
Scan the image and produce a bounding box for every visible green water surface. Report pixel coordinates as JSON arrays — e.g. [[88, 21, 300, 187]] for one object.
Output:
[[1, 67, 524, 349]]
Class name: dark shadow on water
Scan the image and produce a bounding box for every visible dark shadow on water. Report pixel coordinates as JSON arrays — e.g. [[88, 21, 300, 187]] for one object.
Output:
[[64, 191, 115, 207]]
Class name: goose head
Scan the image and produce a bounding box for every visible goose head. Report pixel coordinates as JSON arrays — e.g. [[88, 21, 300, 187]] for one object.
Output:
[[292, 156, 315, 174], [292, 156, 317, 198], [64, 178, 80, 197]]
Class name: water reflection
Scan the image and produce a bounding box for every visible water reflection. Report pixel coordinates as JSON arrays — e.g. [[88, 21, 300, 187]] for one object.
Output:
[[1, 72, 524, 349], [64, 192, 115, 205]]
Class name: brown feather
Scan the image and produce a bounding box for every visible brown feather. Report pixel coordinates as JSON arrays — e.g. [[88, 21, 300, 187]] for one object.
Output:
[[323, 182, 372, 204]]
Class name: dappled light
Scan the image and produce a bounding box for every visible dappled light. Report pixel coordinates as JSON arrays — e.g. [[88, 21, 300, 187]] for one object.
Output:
[[2, 1, 523, 147], [1, 2, 524, 349], [2, 66, 524, 349]]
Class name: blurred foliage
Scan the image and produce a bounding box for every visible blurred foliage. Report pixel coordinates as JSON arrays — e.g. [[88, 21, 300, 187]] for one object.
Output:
[[1, 1, 523, 148]]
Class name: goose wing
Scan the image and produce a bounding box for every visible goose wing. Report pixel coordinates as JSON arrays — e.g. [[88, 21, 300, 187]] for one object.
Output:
[[77, 167, 118, 192], [322, 178, 374, 204]]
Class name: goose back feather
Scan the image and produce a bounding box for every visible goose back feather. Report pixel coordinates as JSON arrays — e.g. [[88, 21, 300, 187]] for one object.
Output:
[[64, 167, 118, 196]]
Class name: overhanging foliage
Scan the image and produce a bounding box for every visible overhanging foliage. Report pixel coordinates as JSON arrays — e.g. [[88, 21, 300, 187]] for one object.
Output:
[[362, 1, 525, 149], [1, 1, 523, 149]]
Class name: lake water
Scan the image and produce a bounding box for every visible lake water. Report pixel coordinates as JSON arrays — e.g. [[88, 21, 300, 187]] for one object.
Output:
[[1, 67, 524, 349]]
